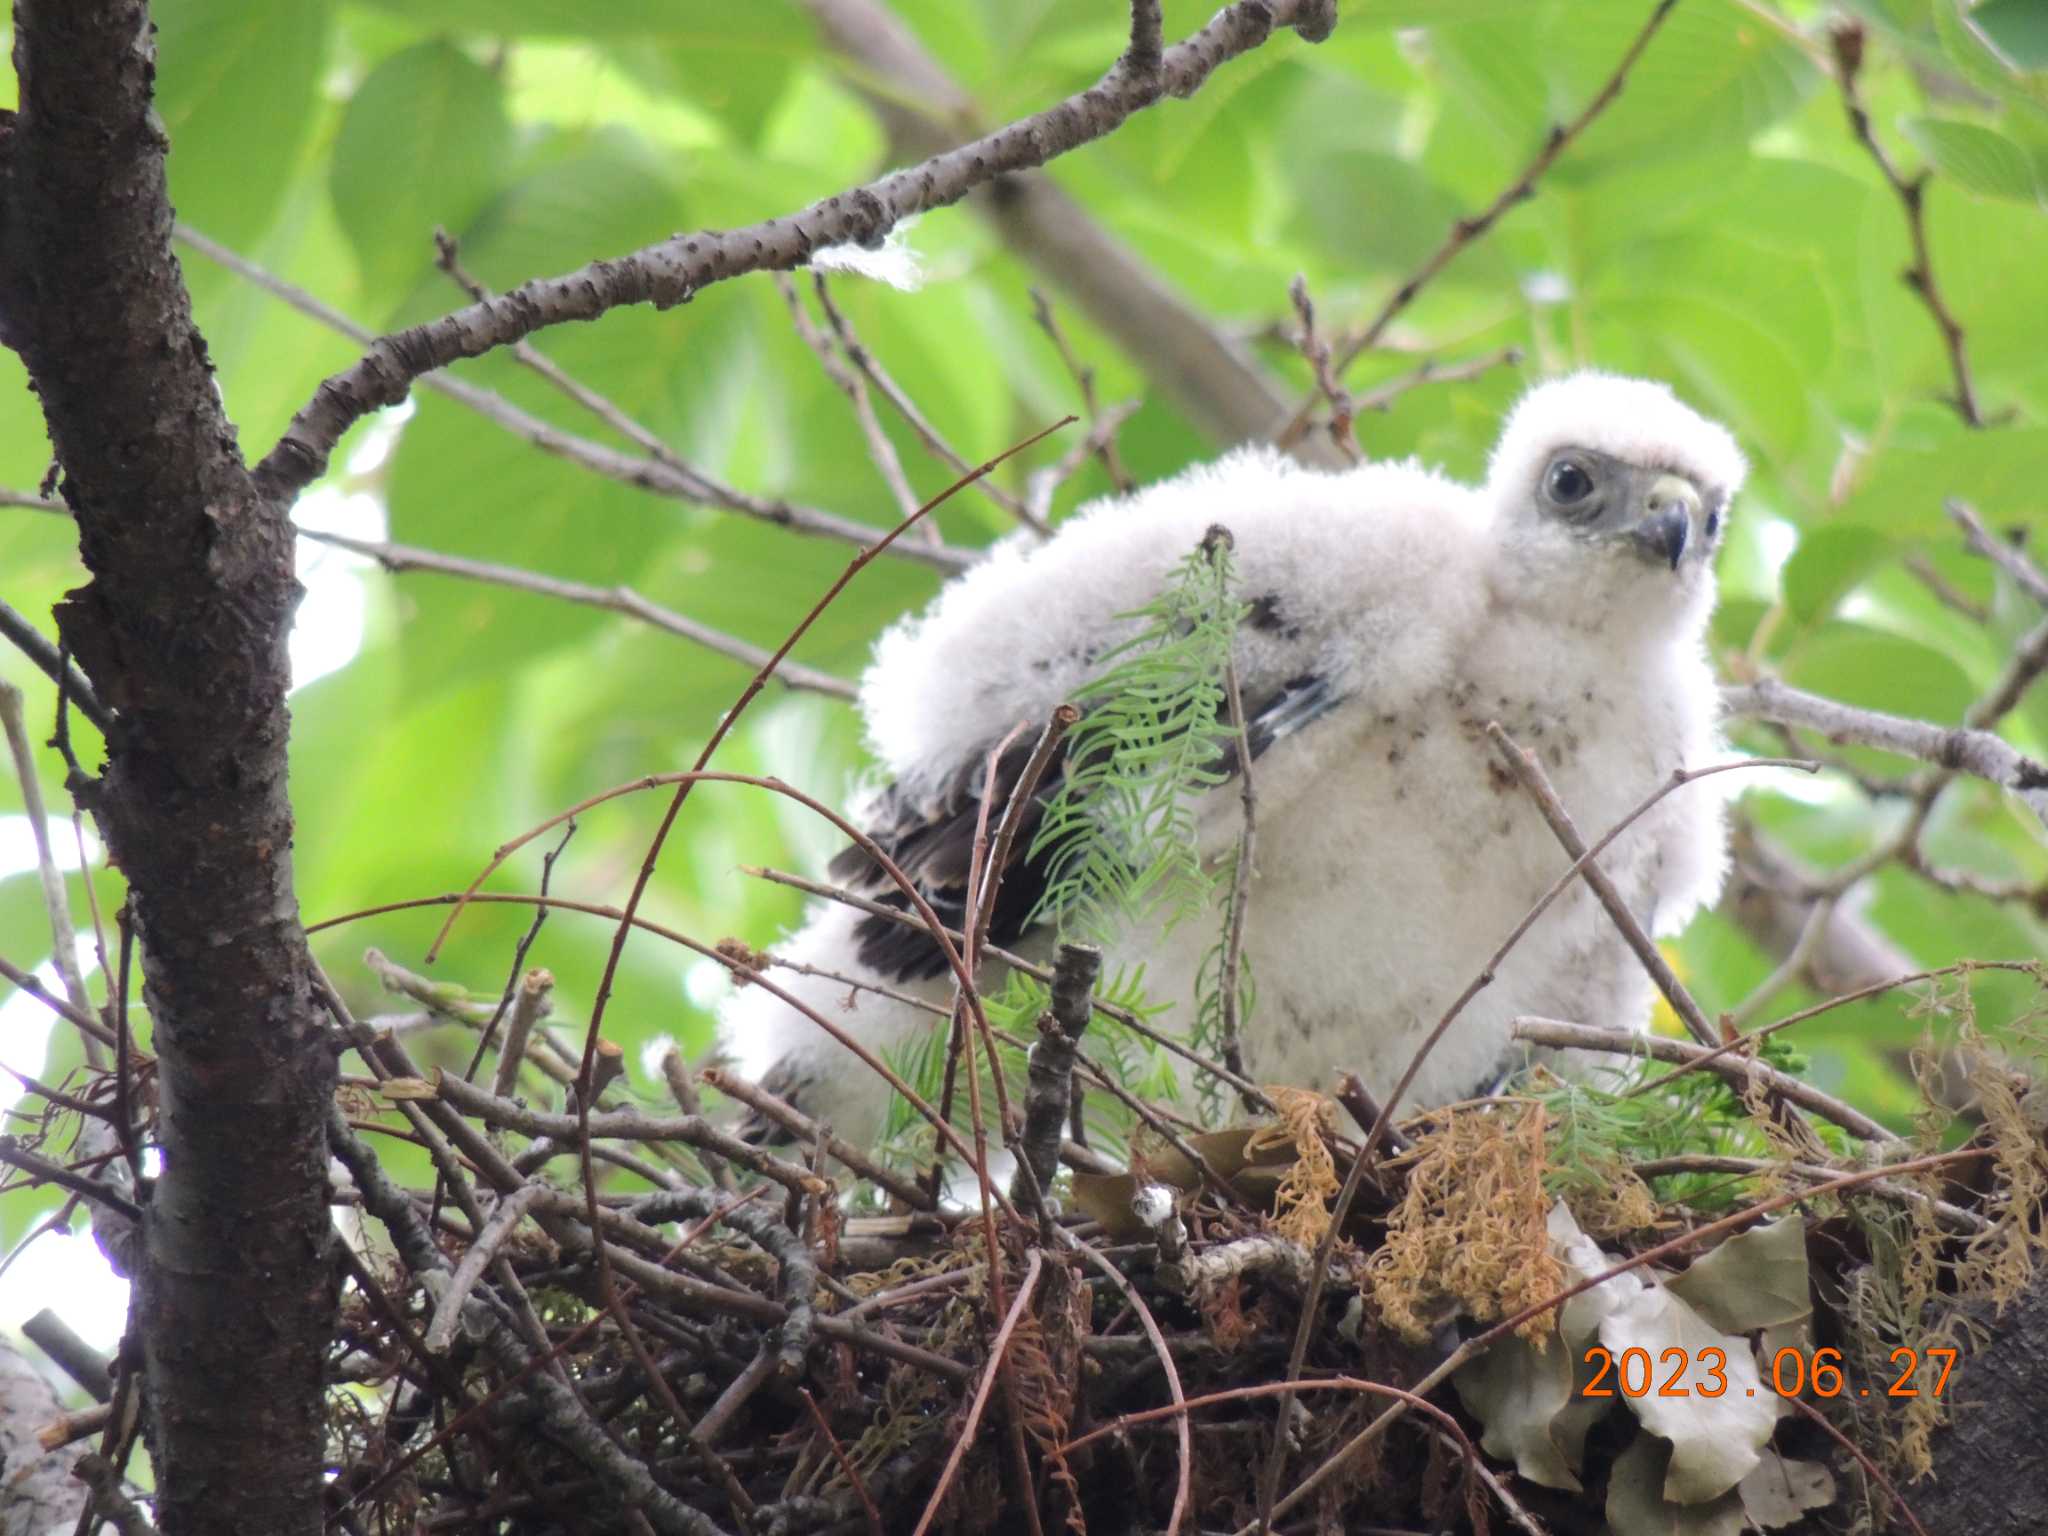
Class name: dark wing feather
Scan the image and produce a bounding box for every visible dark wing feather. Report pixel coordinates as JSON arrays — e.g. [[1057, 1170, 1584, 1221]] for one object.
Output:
[[830, 667, 1347, 984]]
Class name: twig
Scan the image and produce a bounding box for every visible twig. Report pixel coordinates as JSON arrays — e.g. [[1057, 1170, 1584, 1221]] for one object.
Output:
[[0, 681, 94, 1041], [172, 225, 972, 575], [72, 1454, 158, 1536], [1215, 562, 1260, 1105], [931, 722, 1029, 1212], [1629, 1154, 1984, 1232], [909, 1250, 1044, 1536], [255, 0, 1339, 495], [1485, 724, 1719, 1048], [698, 1067, 934, 1212], [777, 274, 929, 533], [1947, 499, 2048, 606], [1725, 894, 1836, 1031], [1022, 400, 1142, 527], [1777, 1394, 1931, 1536], [1626, 957, 2045, 1099], [0, 601, 114, 737], [424, 1182, 548, 1353], [24, 1308, 113, 1402], [302, 530, 857, 699], [1349, 345, 1524, 416], [1285, 276, 1358, 462], [798, 1388, 885, 1536], [1326, 0, 1679, 378], [810, 275, 1045, 536], [1063, 1233, 1189, 1536], [0, 951, 116, 1049], [661, 1048, 737, 1194], [1724, 677, 2048, 823], [427, 1073, 827, 1198], [1903, 552, 1989, 625], [628, 1188, 820, 1377], [1830, 23, 1983, 428], [1026, 290, 1134, 494], [0, 1139, 142, 1223], [1510, 1016, 1895, 1143], [489, 968, 555, 1101], [1014, 942, 1100, 1211]]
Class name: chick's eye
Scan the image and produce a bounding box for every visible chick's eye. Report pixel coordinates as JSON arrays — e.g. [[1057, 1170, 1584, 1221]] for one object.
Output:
[[1546, 457, 1594, 505], [1705, 508, 1722, 539]]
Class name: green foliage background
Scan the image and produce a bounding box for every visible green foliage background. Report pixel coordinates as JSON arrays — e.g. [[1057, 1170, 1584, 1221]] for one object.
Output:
[[1, 0, 2045, 1249]]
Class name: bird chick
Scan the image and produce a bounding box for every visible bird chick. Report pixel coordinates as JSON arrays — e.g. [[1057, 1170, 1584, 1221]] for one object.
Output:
[[721, 372, 1745, 1154]]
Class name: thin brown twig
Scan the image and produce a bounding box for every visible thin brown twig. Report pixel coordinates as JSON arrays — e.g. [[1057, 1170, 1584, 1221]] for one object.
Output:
[[798, 1389, 885, 1536], [1628, 1154, 1984, 1232], [909, 1250, 1045, 1536], [1777, 1394, 1931, 1536], [302, 529, 856, 699], [1349, 345, 1524, 417], [698, 1067, 935, 1212], [810, 275, 1045, 535], [1947, 499, 2048, 606], [1064, 1232, 1189, 1536], [1214, 560, 1261, 1110], [777, 274, 932, 537], [1325, 0, 1679, 380], [1027, 289, 1133, 493], [1830, 23, 1983, 428], [1486, 724, 1720, 1049], [174, 223, 974, 575], [1285, 276, 1358, 462], [1624, 958, 2045, 1100]]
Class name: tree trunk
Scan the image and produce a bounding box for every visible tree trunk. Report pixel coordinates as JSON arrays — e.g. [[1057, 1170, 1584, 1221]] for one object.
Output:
[[4, 4, 334, 1532]]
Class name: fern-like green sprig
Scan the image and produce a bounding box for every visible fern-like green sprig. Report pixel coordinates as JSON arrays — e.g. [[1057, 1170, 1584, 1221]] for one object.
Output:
[[1029, 534, 1247, 946]]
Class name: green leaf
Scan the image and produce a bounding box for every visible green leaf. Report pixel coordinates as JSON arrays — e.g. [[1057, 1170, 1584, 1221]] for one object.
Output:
[[1786, 622, 1977, 731], [1903, 116, 2045, 202], [330, 42, 514, 311], [1780, 525, 1897, 625], [1971, 0, 2048, 71], [156, 0, 332, 250]]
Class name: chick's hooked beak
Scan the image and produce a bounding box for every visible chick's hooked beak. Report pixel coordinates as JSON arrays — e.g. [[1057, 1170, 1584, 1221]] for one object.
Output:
[[1633, 473, 1700, 572]]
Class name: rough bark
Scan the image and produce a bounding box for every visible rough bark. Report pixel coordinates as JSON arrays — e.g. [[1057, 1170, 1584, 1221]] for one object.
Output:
[[1906, 1266, 2048, 1534], [5, 4, 336, 1534]]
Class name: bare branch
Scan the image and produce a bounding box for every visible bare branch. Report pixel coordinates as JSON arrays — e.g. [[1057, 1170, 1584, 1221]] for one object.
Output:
[[1830, 23, 1986, 427], [0, 681, 96, 1044], [1510, 1016, 1895, 1143], [1284, 275, 1358, 460], [1948, 499, 2048, 606], [697, 1067, 935, 1212], [802, 4, 1336, 461], [300, 528, 857, 699], [256, 0, 1340, 494], [0, 598, 114, 738], [810, 275, 1046, 536], [173, 224, 973, 573], [1326, 0, 1679, 379], [1724, 677, 2048, 824], [777, 274, 927, 529]]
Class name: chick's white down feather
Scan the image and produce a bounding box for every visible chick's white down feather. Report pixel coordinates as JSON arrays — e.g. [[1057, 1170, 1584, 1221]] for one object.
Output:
[[722, 373, 1746, 1153]]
